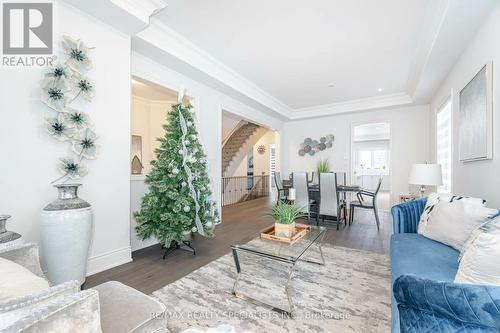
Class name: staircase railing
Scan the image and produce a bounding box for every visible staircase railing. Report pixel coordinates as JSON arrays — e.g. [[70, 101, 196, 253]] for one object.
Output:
[[221, 173, 270, 206]]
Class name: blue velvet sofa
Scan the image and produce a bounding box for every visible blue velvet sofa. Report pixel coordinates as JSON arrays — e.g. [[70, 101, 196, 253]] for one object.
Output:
[[391, 199, 500, 333]]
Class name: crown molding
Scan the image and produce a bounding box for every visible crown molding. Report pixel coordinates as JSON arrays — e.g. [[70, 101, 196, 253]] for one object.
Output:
[[135, 19, 294, 119], [132, 95, 176, 104], [110, 0, 168, 24], [290, 93, 413, 120], [62, 0, 167, 35]]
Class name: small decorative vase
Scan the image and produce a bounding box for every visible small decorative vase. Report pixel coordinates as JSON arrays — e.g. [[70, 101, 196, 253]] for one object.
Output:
[[40, 184, 93, 286], [0, 215, 21, 244], [275, 221, 296, 238]]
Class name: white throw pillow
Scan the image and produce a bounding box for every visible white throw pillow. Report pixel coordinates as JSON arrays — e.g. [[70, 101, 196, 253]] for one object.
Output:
[[418, 194, 498, 251], [455, 216, 500, 286], [419, 193, 487, 229], [0, 257, 49, 300]]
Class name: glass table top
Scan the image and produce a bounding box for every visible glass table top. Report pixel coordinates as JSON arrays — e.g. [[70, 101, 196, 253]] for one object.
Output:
[[231, 225, 326, 263]]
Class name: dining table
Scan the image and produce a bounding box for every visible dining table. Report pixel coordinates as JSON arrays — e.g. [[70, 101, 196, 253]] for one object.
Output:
[[282, 179, 362, 223], [282, 180, 361, 198]]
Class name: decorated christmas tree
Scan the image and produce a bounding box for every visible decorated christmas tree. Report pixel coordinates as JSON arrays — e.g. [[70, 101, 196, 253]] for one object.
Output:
[[134, 101, 219, 249]]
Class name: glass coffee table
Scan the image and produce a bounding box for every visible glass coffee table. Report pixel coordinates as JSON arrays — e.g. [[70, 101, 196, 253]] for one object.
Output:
[[231, 225, 327, 316]]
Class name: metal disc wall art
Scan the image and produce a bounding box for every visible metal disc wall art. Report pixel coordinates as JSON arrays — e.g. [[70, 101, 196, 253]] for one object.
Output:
[[298, 134, 334, 156]]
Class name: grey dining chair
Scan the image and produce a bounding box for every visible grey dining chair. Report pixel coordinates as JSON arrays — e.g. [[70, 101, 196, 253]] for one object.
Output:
[[335, 172, 348, 223], [292, 172, 314, 223], [309, 172, 319, 184], [317, 172, 344, 230], [274, 172, 286, 204], [349, 176, 383, 230]]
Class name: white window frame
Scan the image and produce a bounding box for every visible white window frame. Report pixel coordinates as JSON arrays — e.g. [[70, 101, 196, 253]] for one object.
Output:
[[269, 143, 276, 188], [436, 97, 453, 194]]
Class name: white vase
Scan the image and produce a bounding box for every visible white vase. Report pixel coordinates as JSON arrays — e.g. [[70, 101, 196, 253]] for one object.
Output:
[[40, 184, 93, 286]]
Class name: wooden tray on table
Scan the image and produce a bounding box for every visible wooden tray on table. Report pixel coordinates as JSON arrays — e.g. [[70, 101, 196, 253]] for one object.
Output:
[[260, 223, 311, 245]]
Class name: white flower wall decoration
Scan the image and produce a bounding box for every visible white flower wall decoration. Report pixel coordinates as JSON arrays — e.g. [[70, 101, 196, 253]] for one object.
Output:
[[41, 35, 97, 183]]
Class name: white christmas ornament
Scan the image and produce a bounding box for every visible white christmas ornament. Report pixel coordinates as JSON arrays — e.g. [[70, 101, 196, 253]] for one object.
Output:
[[191, 226, 197, 232], [181, 181, 187, 187], [183, 206, 191, 212], [187, 121, 193, 127], [172, 168, 179, 175], [178, 108, 206, 236], [184, 140, 190, 145]]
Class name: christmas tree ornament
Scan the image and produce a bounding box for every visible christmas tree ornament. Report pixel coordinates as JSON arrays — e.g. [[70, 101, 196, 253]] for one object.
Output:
[[183, 206, 191, 212]]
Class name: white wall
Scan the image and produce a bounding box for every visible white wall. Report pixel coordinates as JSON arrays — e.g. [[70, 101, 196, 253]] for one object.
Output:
[[0, 1, 132, 275], [130, 176, 158, 251], [282, 105, 430, 204], [253, 130, 278, 177], [222, 113, 242, 142], [430, 3, 500, 208], [131, 96, 173, 173]]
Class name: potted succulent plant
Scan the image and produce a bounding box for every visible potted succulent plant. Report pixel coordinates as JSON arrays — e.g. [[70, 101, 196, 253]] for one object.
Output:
[[268, 202, 306, 238]]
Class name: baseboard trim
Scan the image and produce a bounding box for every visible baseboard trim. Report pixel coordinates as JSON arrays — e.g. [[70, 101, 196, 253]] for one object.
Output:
[[86, 246, 132, 276]]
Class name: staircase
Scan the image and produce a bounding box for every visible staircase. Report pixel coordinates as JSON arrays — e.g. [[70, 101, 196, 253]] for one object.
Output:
[[222, 122, 261, 175]]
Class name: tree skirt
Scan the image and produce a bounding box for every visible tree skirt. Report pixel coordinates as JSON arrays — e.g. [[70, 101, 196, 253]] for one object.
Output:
[[153, 245, 391, 333]]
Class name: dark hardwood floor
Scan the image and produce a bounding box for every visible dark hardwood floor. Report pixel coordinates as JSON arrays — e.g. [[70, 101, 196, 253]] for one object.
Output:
[[86, 197, 392, 294]]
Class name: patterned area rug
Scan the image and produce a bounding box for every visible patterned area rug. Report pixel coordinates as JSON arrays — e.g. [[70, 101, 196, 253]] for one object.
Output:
[[153, 245, 391, 333]]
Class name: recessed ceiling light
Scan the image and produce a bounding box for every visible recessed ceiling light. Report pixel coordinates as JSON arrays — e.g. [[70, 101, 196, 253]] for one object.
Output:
[[378, 88, 383, 92], [328, 83, 335, 88]]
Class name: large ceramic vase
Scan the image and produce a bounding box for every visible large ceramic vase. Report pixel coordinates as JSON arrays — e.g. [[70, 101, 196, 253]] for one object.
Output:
[[40, 184, 93, 286]]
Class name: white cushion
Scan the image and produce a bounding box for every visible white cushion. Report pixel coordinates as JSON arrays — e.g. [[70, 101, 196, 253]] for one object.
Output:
[[0, 257, 49, 300], [455, 216, 500, 286], [418, 193, 498, 251]]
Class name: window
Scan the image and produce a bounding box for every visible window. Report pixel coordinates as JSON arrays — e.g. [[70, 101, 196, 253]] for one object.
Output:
[[373, 150, 387, 169], [269, 144, 276, 188], [358, 149, 388, 170], [436, 99, 452, 193]]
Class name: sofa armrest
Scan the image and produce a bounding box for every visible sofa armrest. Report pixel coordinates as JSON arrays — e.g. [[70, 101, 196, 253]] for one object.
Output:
[[0, 243, 45, 279], [1, 289, 101, 333], [391, 198, 426, 234], [394, 275, 500, 332]]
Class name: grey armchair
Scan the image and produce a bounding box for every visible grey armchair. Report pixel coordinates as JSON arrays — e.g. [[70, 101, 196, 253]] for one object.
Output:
[[0, 244, 167, 333]]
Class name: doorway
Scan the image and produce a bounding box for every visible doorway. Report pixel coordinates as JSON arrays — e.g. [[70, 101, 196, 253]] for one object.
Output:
[[221, 110, 280, 206], [351, 122, 391, 211]]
